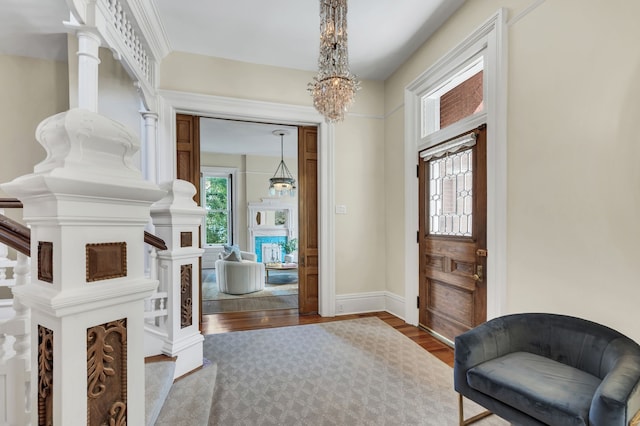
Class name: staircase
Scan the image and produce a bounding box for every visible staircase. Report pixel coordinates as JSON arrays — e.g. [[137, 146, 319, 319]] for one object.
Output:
[[145, 357, 218, 426]]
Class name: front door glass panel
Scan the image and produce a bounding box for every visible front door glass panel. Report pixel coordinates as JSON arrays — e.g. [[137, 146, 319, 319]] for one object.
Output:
[[428, 147, 473, 237]]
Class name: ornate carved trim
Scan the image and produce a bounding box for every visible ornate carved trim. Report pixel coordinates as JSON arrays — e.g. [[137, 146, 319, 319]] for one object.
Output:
[[180, 264, 192, 328], [86, 242, 127, 282], [87, 319, 127, 425], [38, 325, 54, 426], [180, 231, 192, 248], [38, 241, 53, 283]]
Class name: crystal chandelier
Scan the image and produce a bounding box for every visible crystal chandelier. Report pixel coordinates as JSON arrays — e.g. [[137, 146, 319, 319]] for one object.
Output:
[[269, 130, 296, 197], [308, 0, 360, 123]]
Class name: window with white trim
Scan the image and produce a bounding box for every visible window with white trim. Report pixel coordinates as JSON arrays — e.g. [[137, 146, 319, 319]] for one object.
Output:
[[202, 171, 234, 246]]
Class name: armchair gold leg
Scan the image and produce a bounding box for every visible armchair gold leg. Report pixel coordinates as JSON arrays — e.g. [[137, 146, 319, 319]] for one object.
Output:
[[459, 394, 493, 426]]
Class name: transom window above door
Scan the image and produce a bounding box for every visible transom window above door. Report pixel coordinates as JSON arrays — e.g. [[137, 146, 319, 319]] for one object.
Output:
[[421, 56, 484, 138]]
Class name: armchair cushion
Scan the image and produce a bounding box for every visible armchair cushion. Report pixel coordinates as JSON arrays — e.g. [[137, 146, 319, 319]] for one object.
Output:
[[223, 244, 242, 260], [468, 351, 600, 425], [222, 250, 241, 262]]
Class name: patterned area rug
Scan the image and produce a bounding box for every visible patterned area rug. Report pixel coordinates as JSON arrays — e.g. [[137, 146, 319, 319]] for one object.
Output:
[[202, 268, 298, 314], [204, 317, 508, 425], [202, 295, 298, 314]]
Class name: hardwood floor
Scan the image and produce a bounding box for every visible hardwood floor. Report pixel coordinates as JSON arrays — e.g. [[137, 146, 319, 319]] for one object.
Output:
[[201, 309, 455, 367]]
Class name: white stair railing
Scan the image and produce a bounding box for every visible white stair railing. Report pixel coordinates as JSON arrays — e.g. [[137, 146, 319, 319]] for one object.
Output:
[[0, 252, 31, 426], [144, 247, 168, 332], [0, 210, 17, 293]]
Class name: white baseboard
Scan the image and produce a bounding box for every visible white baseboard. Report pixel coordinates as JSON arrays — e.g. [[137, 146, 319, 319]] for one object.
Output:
[[335, 291, 405, 321], [384, 292, 406, 321], [162, 333, 205, 379], [143, 326, 167, 357]]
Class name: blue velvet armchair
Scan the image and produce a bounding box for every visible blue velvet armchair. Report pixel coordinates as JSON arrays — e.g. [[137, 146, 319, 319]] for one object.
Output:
[[454, 313, 640, 426]]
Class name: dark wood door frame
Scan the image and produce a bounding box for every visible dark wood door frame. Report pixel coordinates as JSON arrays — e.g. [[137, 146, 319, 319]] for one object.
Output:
[[176, 114, 320, 320], [298, 126, 319, 314]]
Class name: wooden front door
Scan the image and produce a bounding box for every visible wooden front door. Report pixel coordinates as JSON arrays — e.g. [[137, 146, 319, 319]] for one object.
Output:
[[418, 126, 487, 342], [297, 126, 319, 314]]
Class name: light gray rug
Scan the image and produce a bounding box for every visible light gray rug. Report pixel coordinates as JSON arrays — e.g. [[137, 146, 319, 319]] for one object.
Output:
[[155, 363, 218, 426], [145, 361, 175, 426], [203, 294, 299, 314], [204, 317, 508, 425]]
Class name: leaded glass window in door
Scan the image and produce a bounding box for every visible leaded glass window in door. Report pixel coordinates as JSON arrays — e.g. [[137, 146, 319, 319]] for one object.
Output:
[[428, 148, 473, 237]]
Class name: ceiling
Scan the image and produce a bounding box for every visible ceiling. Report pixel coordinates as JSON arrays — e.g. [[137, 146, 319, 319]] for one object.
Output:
[[0, 0, 466, 156], [201, 118, 299, 157], [153, 0, 465, 81]]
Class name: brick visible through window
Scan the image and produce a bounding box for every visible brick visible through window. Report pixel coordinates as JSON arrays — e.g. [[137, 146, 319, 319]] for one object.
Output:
[[439, 71, 483, 128]]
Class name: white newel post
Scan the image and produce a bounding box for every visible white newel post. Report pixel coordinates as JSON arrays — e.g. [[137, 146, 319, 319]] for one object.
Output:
[[76, 30, 101, 112], [1, 109, 166, 426], [150, 180, 205, 378]]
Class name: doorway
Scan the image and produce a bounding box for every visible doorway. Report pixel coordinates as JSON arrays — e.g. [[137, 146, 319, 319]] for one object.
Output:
[[175, 114, 319, 321], [418, 126, 487, 343]]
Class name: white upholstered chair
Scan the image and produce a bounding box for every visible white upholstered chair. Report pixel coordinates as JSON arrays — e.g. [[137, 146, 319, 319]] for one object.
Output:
[[215, 251, 265, 295]]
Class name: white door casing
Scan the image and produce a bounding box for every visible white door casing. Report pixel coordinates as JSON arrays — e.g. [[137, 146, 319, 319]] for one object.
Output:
[[404, 9, 508, 325], [156, 91, 336, 317]]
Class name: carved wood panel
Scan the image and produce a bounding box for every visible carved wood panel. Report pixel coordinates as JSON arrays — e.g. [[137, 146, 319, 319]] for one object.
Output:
[[181, 264, 192, 328], [87, 319, 127, 426], [38, 325, 54, 426], [38, 241, 53, 283], [86, 243, 127, 282]]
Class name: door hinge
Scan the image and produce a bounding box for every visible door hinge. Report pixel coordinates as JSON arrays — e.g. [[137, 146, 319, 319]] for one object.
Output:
[[476, 249, 488, 257], [416, 296, 420, 309], [416, 231, 420, 243], [416, 164, 419, 178]]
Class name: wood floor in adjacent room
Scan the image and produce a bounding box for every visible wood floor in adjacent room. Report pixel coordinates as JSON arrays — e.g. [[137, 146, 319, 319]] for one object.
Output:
[[201, 310, 455, 367]]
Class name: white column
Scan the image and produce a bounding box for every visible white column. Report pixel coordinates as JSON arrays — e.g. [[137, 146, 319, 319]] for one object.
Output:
[[1, 109, 165, 426], [76, 30, 102, 112], [151, 180, 205, 378], [141, 111, 158, 184]]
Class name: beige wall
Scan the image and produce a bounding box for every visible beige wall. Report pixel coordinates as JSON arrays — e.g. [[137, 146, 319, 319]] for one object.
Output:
[[161, 52, 384, 116], [160, 54, 386, 295], [245, 154, 298, 209], [384, 1, 640, 342], [0, 55, 69, 196], [335, 116, 386, 293], [0, 54, 69, 298]]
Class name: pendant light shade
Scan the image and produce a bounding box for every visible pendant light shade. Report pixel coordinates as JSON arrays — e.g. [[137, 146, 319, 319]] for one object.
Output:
[[269, 130, 296, 197]]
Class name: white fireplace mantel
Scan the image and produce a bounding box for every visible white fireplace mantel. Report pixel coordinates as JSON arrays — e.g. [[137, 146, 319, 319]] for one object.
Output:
[[248, 199, 297, 262]]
